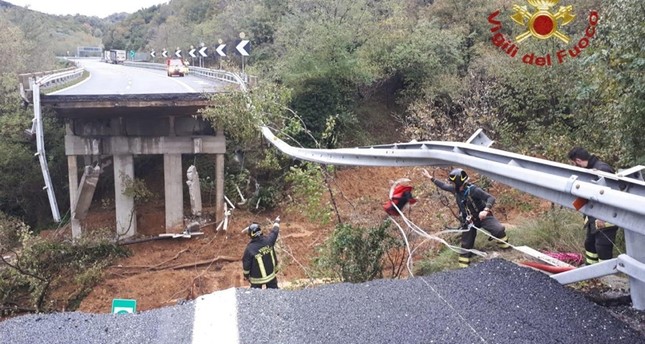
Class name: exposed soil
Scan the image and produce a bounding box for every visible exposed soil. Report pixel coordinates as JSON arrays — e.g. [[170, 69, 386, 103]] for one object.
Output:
[[27, 166, 645, 336], [71, 166, 530, 313]]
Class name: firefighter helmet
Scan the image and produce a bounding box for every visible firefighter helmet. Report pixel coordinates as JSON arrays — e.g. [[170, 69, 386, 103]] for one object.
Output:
[[448, 168, 469, 188], [247, 223, 262, 238]]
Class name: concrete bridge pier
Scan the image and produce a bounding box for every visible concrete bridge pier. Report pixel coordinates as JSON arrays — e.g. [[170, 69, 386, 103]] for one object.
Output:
[[67, 155, 82, 240], [215, 150, 225, 224], [53, 94, 226, 240], [164, 154, 184, 233], [114, 154, 136, 238]]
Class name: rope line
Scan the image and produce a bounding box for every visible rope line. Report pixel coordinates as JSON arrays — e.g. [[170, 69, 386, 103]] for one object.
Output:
[[386, 196, 488, 343]]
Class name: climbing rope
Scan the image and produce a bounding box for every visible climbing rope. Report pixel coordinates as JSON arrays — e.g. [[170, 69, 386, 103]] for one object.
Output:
[[387, 201, 487, 277], [386, 186, 489, 344]]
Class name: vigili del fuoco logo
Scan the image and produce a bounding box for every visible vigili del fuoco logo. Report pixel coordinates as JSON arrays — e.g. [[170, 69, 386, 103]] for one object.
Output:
[[488, 0, 598, 66]]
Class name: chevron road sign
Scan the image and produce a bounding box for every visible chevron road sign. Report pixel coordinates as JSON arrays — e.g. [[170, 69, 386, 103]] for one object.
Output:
[[216, 44, 226, 57], [236, 40, 250, 56], [199, 46, 208, 57]]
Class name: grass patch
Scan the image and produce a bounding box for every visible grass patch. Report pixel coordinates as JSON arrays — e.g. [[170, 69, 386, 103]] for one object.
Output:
[[509, 207, 584, 253], [415, 247, 460, 275], [413, 207, 614, 275]]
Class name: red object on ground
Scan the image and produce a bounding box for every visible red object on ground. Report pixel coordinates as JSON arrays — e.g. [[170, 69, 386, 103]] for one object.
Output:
[[544, 252, 584, 266], [519, 261, 576, 273], [383, 185, 416, 216]]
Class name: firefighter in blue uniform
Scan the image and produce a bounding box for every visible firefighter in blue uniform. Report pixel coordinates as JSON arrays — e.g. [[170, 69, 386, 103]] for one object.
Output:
[[426, 168, 510, 267], [242, 216, 280, 289]]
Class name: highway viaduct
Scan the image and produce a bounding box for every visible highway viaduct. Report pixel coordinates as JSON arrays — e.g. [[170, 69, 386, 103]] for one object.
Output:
[[19, 60, 235, 239]]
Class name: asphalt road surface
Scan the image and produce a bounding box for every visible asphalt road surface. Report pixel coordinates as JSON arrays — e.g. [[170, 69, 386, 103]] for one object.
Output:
[[1, 259, 643, 344], [50, 59, 227, 95]]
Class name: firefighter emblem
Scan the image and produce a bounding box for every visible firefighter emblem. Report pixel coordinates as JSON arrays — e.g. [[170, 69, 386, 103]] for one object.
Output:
[[510, 0, 575, 43]]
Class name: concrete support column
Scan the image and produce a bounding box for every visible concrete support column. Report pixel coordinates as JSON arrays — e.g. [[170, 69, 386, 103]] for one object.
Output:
[[164, 154, 184, 233], [114, 154, 136, 238], [625, 230, 645, 310], [67, 155, 82, 240], [215, 153, 225, 222]]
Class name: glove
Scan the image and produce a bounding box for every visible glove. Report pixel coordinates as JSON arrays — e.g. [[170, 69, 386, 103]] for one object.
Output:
[[422, 169, 435, 182], [594, 219, 608, 229], [274, 216, 280, 224]]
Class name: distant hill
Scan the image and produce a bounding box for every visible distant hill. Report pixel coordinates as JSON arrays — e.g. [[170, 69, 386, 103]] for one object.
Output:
[[0, 0, 15, 10], [0, 1, 115, 56]]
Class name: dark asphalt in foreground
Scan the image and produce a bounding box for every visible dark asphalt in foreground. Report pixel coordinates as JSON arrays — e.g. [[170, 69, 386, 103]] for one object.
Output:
[[237, 259, 643, 344], [1, 259, 642, 344]]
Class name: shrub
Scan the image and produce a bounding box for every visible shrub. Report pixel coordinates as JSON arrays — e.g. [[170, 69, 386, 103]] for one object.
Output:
[[0, 226, 129, 315], [0, 212, 27, 251], [313, 220, 404, 283]]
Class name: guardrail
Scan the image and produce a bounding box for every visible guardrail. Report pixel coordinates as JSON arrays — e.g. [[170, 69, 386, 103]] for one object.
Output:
[[19, 66, 84, 102], [124, 61, 250, 91], [261, 126, 645, 310]]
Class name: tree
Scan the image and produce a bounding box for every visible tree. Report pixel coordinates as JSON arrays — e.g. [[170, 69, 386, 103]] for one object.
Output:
[[581, 0, 645, 166]]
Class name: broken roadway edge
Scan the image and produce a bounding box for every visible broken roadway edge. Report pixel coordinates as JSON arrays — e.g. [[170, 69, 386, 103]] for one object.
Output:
[[0, 259, 643, 344]]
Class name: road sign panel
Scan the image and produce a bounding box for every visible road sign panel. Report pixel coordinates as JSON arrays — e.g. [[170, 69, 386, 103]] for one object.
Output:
[[199, 46, 208, 57], [189, 48, 197, 58], [216, 44, 226, 57], [236, 40, 250, 56], [112, 299, 137, 314]]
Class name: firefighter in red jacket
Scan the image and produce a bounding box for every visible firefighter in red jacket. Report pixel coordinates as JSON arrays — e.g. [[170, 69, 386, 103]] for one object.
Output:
[[426, 168, 510, 267], [242, 216, 280, 289]]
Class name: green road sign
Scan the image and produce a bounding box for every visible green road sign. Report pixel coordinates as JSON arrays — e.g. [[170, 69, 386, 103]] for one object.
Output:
[[130, 50, 135, 57], [112, 298, 137, 314]]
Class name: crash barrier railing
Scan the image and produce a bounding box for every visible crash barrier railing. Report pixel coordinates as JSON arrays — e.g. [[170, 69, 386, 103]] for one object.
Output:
[[18, 66, 84, 102], [123, 61, 249, 91], [22, 71, 89, 223], [17, 67, 87, 223], [261, 126, 645, 310]]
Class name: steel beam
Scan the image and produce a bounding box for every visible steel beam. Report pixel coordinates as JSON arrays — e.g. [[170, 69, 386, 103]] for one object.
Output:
[[262, 126, 645, 310]]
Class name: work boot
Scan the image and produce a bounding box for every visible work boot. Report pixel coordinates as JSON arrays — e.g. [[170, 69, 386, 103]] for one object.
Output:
[[458, 256, 471, 268], [585, 250, 598, 265], [497, 235, 511, 249]]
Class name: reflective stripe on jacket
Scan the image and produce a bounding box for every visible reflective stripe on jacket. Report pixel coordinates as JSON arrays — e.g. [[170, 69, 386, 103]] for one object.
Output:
[[242, 224, 279, 284]]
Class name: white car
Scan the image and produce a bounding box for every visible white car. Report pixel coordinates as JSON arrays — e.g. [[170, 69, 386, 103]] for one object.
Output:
[[167, 59, 188, 77]]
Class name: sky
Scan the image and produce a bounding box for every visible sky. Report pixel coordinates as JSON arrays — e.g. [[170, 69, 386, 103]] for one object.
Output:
[[7, 0, 169, 18]]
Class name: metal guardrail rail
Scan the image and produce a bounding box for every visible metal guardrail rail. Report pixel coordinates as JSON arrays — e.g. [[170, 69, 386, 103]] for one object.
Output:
[[124, 61, 248, 91], [19, 66, 84, 102], [24, 69, 89, 223], [261, 126, 645, 310]]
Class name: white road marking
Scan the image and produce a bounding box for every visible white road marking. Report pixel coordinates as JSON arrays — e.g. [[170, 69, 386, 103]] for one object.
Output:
[[172, 78, 198, 92], [192, 287, 239, 344], [47, 74, 92, 95]]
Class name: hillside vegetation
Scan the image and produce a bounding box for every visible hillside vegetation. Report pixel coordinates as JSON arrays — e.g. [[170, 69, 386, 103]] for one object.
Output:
[[0, 0, 642, 227], [0, 0, 642, 317]]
